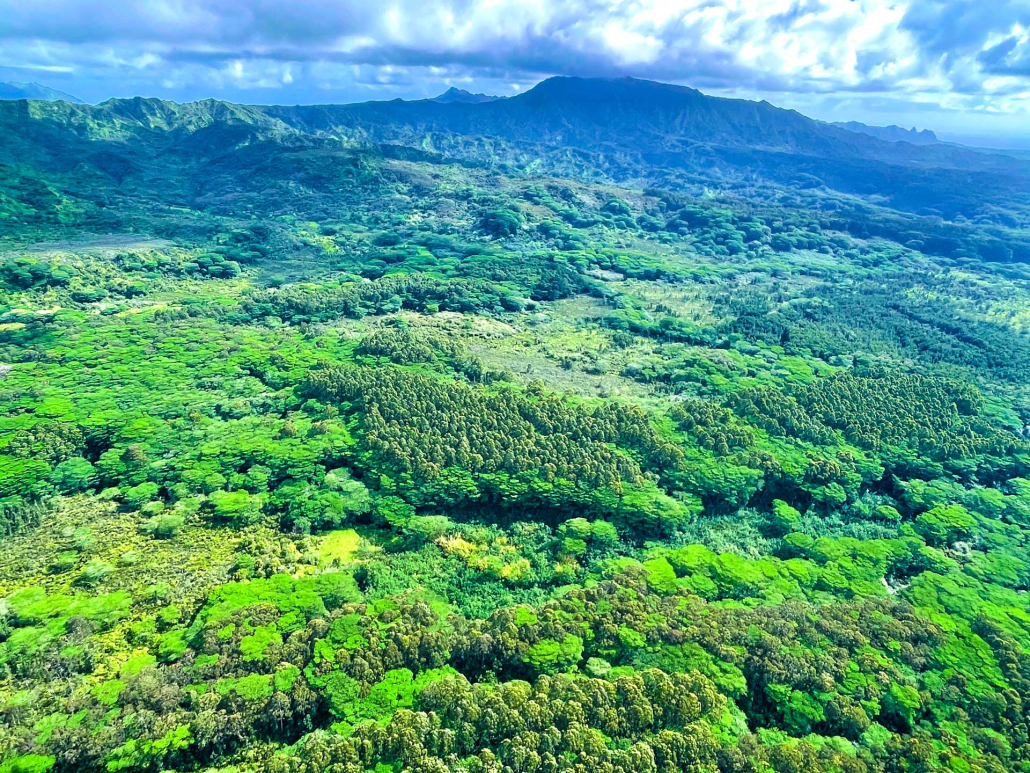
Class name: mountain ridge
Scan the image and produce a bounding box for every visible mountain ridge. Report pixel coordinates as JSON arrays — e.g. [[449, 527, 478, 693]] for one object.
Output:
[[832, 120, 939, 145], [0, 76, 986, 161], [3, 75, 1028, 220], [432, 87, 501, 104], [0, 80, 83, 103]]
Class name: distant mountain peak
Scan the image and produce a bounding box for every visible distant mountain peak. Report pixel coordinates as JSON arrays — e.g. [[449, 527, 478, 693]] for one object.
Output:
[[432, 87, 500, 104], [831, 120, 938, 145], [0, 80, 84, 104], [511, 75, 711, 113]]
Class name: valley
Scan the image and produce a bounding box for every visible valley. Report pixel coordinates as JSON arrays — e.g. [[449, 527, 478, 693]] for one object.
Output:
[[1, 76, 1029, 773]]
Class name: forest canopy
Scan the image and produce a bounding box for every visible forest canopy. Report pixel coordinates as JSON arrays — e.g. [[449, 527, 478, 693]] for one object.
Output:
[[2, 81, 1030, 773]]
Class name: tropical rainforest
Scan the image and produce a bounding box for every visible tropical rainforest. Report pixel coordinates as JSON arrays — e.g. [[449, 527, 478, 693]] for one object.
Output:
[[2, 76, 1030, 773]]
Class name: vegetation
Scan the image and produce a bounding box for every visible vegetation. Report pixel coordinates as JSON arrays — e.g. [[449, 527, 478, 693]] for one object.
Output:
[[2, 78, 1030, 773]]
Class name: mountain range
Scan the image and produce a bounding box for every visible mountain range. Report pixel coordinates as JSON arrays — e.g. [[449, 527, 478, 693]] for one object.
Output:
[[0, 80, 83, 103], [2, 75, 1028, 226], [831, 121, 938, 145]]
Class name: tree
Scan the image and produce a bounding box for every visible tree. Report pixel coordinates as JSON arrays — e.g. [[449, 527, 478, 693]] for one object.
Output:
[[209, 490, 263, 527], [915, 504, 975, 546], [49, 457, 96, 493], [769, 500, 802, 536], [123, 481, 159, 509], [406, 515, 453, 544], [479, 208, 524, 238]]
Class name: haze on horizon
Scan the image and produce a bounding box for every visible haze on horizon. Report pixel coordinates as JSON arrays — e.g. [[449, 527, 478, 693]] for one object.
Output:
[[1, 0, 1029, 149]]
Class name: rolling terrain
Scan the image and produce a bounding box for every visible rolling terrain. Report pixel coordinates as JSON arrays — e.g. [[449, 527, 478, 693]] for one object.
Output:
[[1, 77, 1030, 773]]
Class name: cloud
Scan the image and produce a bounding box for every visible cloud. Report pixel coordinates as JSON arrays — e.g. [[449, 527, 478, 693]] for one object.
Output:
[[0, 0, 1027, 139]]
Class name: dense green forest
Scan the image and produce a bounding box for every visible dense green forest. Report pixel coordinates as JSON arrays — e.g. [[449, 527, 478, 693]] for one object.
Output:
[[2, 78, 1030, 773]]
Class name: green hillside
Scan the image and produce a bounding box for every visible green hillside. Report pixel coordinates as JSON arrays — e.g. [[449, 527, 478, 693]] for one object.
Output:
[[1, 78, 1030, 773]]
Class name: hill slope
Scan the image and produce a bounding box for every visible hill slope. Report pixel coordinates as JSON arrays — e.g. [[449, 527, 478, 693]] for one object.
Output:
[[432, 86, 501, 104], [2, 75, 1029, 245], [7, 75, 1020, 220], [3, 72, 1030, 773], [258, 77, 1029, 220]]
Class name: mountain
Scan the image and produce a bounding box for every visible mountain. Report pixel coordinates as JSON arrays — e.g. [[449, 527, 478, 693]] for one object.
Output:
[[263, 76, 1030, 219], [431, 87, 500, 104], [3, 75, 1029, 223], [270, 76, 838, 152], [5, 64, 1030, 773], [0, 80, 83, 103], [832, 120, 938, 145], [266, 77, 947, 159]]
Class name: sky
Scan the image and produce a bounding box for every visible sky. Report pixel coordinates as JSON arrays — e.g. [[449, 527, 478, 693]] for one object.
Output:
[[1, 0, 1029, 147]]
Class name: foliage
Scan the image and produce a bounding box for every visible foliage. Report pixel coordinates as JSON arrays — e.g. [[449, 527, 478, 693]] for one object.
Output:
[[2, 83, 1030, 773]]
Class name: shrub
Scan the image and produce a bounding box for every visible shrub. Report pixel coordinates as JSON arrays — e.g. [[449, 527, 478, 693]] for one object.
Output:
[[146, 512, 185, 539], [75, 560, 114, 588]]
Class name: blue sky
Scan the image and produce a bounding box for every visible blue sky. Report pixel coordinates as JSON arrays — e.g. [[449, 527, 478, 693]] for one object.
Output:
[[1, 0, 1029, 146]]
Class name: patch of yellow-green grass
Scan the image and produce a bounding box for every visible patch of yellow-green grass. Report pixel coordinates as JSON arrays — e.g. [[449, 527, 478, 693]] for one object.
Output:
[[606, 278, 721, 327], [986, 299, 1030, 336], [0, 496, 239, 599], [0, 494, 250, 693], [453, 296, 656, 400], [0, 234, 174, 257], [312, 528, 365, 568]]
